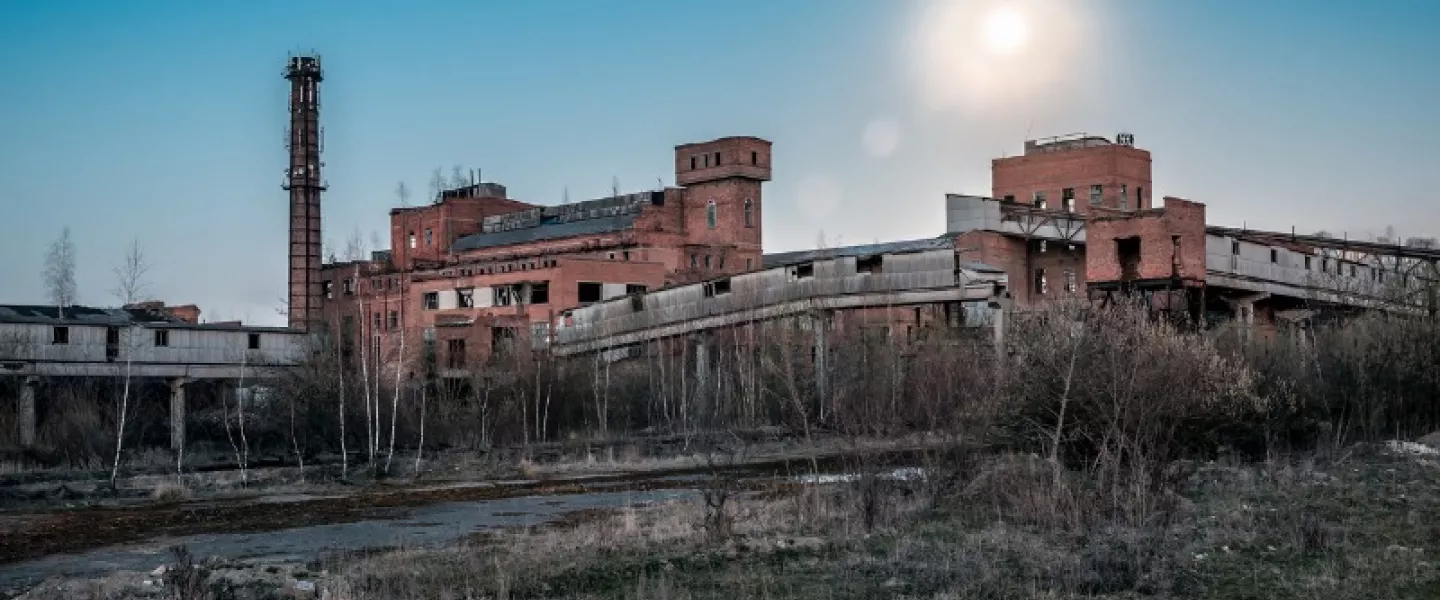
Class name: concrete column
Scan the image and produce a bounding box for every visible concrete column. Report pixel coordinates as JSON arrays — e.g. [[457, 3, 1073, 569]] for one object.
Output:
[[169, 378, 189, 451], [18, 377, 37, 449], [812, 311, 829, 406], [693, 336, 709, 404], [991, 303, 1006, 359]]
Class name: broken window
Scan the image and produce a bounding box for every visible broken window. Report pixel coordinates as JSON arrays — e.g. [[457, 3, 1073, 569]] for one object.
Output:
[[1120, 184, 1129, 210], [578, 282, 602, 304], [706, 200, 718, 230], [1304, 256, 1313, 270], [343, 278, 356, 295], [457, 287, 475, 308], [691, 254, 698, 269], [52, 326, 69, 345], [1063, 270, 1077, 293], [1137, 186, 1145, 209], [409, 232, 417, 249], [714, 151, 721, 165], [323, 281, 333, 299], [691, 156, 697, 170], [248, 333, 261, 350], [388, 311, 398, 330], [751, 151, 758, 165], [372, 312, 381, 330], [1064, 197, 1076, 212], [1034, 268, 1048, 295], [1003, 194, 1016, 203], [1030, 239, 1048, 254], [494, 285, 520, 306], [623, 250, 631, 261], [1032, 191, 1047, 210], [1270, 249, 1278, 264], [704, 255, 712, 269], [857, 255, 883, 274], [1117, 236, 1142, 281], [745, 258, 753, 271], [744, 199, 754, 227], [422, 291, 439, 310], [703, 154, 710, 168], [1089, 184, 1103, 204], [704, 279, 732, 298], [425, 229, 434, 246], [530, 282, 550, 304], [154, 329, 170, 347], [1231, 240, 1240, 255], [793, 263, 815, 280], [1063, 187, 1075, 206], [626, 284, 648, 295], [447, 339, 466, 369]]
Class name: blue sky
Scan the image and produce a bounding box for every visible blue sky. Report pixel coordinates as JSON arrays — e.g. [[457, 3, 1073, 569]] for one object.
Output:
[[2, 0, 1437, 325]]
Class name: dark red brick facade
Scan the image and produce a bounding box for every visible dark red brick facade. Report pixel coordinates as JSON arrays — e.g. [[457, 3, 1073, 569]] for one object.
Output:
[[319, 136, 772, 372]]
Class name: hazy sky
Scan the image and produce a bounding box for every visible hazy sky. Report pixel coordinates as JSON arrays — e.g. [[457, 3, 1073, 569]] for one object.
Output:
[[2, 0, 1437, 325]]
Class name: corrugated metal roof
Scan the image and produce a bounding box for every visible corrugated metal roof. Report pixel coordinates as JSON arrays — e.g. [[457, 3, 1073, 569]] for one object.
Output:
[[0, 304, 181, 326], [762, 237, 956, 269], [451, 213, 639, 252]]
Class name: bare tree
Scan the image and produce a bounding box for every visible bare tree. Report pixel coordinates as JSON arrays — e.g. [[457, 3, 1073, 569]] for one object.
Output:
[[343, 229, 365, 262], [396, 181, 411, 208], [112, 239, 151, 306], [44, 227, 78, 317], [109, 326, 141, 488], [428, 169, 446, 204], [450, 165, 468, 189]]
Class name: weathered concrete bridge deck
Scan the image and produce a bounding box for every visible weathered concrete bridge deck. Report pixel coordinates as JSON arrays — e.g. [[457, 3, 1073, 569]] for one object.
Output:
[[549, 239, 1012, 357]]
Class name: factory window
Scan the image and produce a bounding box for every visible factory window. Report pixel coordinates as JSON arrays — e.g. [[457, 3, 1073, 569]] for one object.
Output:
[[248, 333, 261, 350], [703, 278, 732, 298], [746, 258, 753, 271], [1062, 188, 1075, 206], [690, 156, 697, 170], [1349, 264, 1357, 277], [789, 263, 814, 281], [409, 232, 416, 249], [1322, 258, 1331, 273], [626, 284, 648, 295], [691, 254, 698, 269], [422, 292, 439, 310], [154, 330, 170, 347], [718, 256, 725, 269], [707, 200, 718, 229], [457, 287, 475, 308], [425, 229, 433, 246], [342, 278, 356, 295], [744, 199, 754, 227], [608, 252, 615, 260], [1004, 194, 1015, 202], [1270, 249, 1278, 264], [388, 311, 398, 330], [530, 282, 550, 304], [52, 326, 69, 345], [372, 312, 381, 330], [1063, 270, 1077, 293], [703, 154, 709, 168], [447, 339, 466, 369], [1231, 241, 1240, 255], [1089, 184, 1103, 204], [1030, 239, 1048, 254], [1304, 256, 1313, 271], [857, 255, 883, 274], [1137, 187, 1145, 209], [1032, 191, 1047, 210], [494, 285, 519, 306], [751, 151, 758, 165], [1034, 268, 1048, 295], [622, 250, 631, 261], [714, 151, 721, 165], [704, 255, 712, 269], [578, 282, 602, 304], [1064, 197, 1076, 212], [323, 281, 333, 299]]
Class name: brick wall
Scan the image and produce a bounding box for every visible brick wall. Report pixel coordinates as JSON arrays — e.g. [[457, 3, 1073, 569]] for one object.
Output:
[[992, 143, 1152, 215], [954, 230, 1085, 307], [1086, 196, 1207, 285]]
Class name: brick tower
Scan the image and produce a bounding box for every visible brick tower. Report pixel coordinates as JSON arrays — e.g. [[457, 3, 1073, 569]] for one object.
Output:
[[283, 55, 325, 332], [674, 136, 772, 275]]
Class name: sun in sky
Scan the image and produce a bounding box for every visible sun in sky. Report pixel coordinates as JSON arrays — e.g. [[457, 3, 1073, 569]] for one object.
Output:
[[982, 6, 1031, 55], [910, 0, 1091, 115]]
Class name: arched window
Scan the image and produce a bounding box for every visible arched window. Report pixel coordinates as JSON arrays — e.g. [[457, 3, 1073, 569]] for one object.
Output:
[[743, 199, 754, 228], [706, 200, 717, 230]]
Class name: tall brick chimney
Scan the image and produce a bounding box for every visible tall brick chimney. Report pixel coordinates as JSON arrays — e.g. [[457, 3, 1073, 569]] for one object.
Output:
[[283, 54, 325, 332]]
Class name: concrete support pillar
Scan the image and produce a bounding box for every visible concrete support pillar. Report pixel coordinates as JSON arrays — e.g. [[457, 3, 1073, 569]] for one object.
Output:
[[991, 303, 1006, 359], [18, 377, 37, 449], [693, 336, 709, 404], [812, 311, 829, 406], [169, 378, 189, 451]]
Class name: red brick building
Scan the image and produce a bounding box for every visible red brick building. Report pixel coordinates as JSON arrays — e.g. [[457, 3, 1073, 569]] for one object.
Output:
[[947, 133, 1154, 308], [319, 136, 772, 376]]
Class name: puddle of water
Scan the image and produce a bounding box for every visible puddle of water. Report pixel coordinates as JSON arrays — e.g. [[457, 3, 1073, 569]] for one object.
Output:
[[0, 489, 696, 592]]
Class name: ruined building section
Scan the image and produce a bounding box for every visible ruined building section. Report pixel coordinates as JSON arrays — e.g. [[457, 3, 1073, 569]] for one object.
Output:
[[992, 132, 1152, 215], [1085, 196, 1208, 322], [318, 136, 772, 373], [945, 133, 1150, 307], [283, 55, 325, 332]]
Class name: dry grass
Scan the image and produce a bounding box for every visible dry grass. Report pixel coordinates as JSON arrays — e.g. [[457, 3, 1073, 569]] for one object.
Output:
[[149, 481, 192, 503]]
